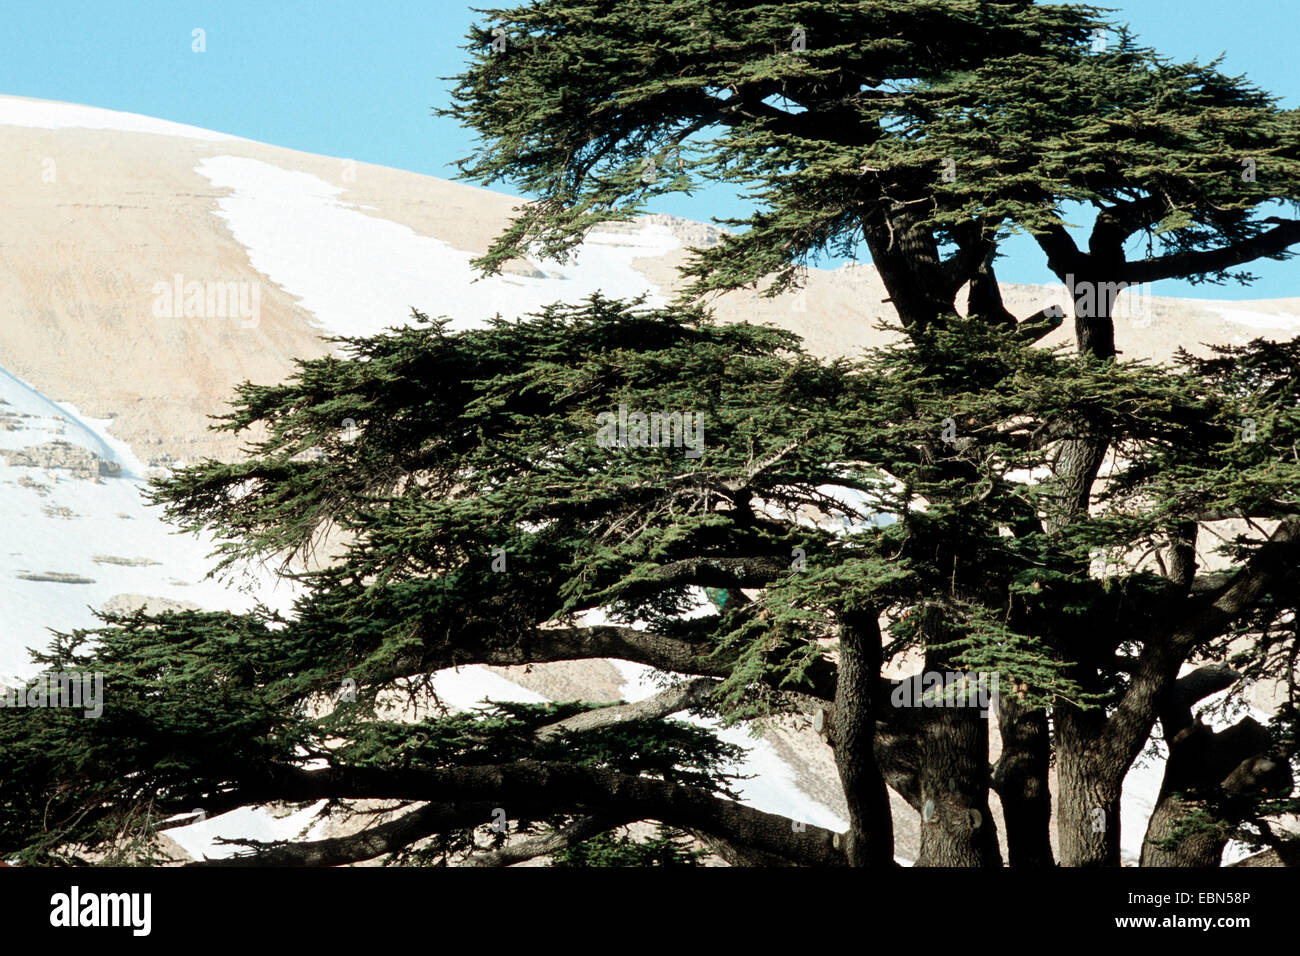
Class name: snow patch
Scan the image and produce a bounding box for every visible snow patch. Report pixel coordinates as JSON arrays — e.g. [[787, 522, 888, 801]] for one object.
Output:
[[0, 365, 117, 462], [610, 660, 849, 832], [430, 665, 549, 709], [1205, 304, 1300, 331], [0, 95, 244, 141], [194, 155, 680, 339], [166, 800, 329, 863], [0, 363, 299, 680]]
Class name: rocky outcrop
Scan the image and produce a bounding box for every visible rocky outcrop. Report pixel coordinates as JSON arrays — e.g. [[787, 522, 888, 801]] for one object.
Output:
[[99, 594, 203, 615], [603, 212, 727, 249], [499, 258, 551, 279], [16, 571, 95, 584], [0, 440, 120, 480], [93, 555, 163, 567], [0, 399, 30, 431]]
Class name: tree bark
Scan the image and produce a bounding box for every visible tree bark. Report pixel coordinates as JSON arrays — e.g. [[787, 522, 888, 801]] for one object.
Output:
[[1140, 665, 1292, 866], [914, 702, 1002, 866], [992, 695, 1054, 866], [1054, 704, 1121, 867], [831, 610, 896, 865], [859, 207, 955, 331], [911, 608, 1002, 867], [1044, 281, 1128, 867]]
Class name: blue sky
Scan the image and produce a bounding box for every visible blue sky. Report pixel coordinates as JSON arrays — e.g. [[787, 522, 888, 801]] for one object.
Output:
[[1, 1, 1295, 298]]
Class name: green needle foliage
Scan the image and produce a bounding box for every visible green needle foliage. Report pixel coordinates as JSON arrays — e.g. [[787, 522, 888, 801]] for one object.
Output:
[[4, 0, 1299, 867], [4, 289, 1295, 865], [552, 824, 706, 866]]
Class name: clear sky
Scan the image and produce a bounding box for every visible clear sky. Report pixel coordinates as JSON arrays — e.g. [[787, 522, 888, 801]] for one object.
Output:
[[1, 1, 1295, 299]]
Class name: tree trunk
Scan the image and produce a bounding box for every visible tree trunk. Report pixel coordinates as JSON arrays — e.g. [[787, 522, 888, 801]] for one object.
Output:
[[914, 702, 1002, 866], [911, 608, 1002, 867], [1141, 716, 1292, 866], [874, 698, 921, 809], [859, 208, 954, 331], [831, 610, 896, 865], [1140, 790, 1231, 867], [1044, 285, 1134, 867], [992, 695, 1054, 866], [1055, 704, 1122, 867]]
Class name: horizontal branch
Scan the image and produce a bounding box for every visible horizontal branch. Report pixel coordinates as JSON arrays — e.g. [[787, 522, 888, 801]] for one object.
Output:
[[416, 622, 722, 679], [534, 678, 719, 740], [188, 801, 465, 867], [411, 623, 837, 703], [1190, 501, 1300, 523], [461, 814, 622, 867], [1013, 307, 1065, 345], [619, 556, 791, 593], [195, 760, 846, 867], [1176, 516, 1300, 648], [1125, 219, 1300, 284], [1159, 664, 1241, 737]]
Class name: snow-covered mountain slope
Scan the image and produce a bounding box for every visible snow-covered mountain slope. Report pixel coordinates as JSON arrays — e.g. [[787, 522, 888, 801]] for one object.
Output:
[[0, 96, 693, 677], [0, 361, 298, 680], [4, 92, 1297, 465], [0, 95, 245, 141]]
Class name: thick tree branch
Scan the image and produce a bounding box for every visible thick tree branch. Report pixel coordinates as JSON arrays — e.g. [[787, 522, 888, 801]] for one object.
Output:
[[1091, 194, 1169, 247], [1097, 517, 1300, 769], [1163, 664, 1240, 729], [1033, 225, 1088, 279], [196, 760, 846, 867], [1175, 517, 1300, 648], [622, 556, 790, 592], [1013, 306, 1066, 345], [462, 814, 622, 867], [1124, 218, 1300, 284], [409, 623, 838, 703], [534, 678, 719, 740], [186, 801, 464, 867]]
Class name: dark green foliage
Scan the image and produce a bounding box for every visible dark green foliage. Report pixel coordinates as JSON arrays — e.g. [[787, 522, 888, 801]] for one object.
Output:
[[445, 0, 1298, 314], [445, 0, 1107, 292], [7, 287, 1296, 863], [553, 824, 705, 866], [5, 0, 1300, 866]]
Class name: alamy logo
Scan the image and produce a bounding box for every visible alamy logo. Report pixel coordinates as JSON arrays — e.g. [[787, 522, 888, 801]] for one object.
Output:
[[596, 403, 704, 459], [890, 671, 1000, 717], [0, 671, 103, 718], [49, 886, 151, 936], [152, 273, 260, 328]]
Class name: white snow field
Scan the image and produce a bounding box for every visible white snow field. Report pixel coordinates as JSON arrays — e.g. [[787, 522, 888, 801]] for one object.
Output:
[[1205, 303, 1300, 331], [0, 362, 299, 680], [195, 155, 680, 340], [610, 659, 850, 834], [0, 94, 245, 141], [165, 800, 331, 863]]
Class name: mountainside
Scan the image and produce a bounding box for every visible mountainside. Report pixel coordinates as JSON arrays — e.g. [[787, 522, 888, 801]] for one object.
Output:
[[2, 94, 1296, 864]]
